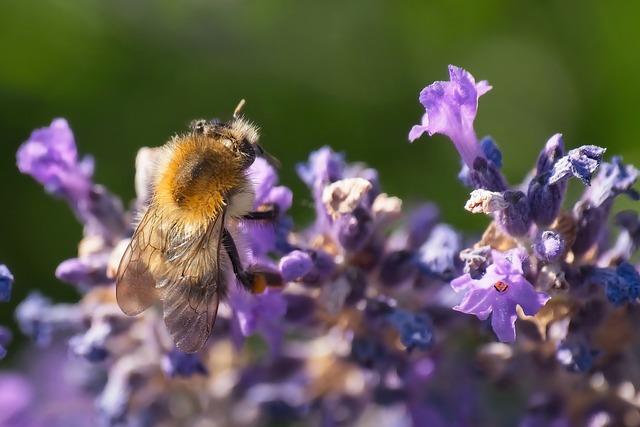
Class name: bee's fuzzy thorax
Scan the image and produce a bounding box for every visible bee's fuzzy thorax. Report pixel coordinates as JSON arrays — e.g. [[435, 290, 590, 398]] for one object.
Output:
[[153, 133, 248, 227]]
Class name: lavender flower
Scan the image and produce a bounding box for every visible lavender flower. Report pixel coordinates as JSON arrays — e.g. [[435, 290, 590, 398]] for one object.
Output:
[[409, 65, 491, 168], [8, 65, 640, 427], [451, 249, 550, 342]]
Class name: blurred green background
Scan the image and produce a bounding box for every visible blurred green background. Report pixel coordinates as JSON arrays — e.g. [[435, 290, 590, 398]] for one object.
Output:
[[1, 0, 640, 356]]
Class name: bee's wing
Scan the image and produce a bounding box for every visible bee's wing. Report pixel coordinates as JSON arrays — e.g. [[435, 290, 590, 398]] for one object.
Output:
[[160, 208, 226, 353], [116, 207, 162, 316]]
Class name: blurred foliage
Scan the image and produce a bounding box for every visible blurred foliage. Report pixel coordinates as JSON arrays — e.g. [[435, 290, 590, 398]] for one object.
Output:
[[1, 0, 640, 355]]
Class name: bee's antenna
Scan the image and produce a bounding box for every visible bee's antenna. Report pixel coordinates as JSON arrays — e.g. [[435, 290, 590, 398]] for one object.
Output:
[[233, 99, 246, 118], [256, 143, 281, 169]]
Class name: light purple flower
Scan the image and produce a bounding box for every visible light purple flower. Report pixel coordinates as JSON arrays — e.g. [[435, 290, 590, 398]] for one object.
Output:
[[17, 118, 94, 208], [409, 65, 492, 168], [451, 249, 550, 342]]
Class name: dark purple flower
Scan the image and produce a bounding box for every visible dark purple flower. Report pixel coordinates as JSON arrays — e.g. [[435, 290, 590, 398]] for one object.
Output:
[[533, 230, 565, 262], [0, 264, 14, 302], [451, 249, 550, 342], [409, 65, 492, 168]]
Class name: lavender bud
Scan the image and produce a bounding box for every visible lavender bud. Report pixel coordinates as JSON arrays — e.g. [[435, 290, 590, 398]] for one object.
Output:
[[469, 156, 508, 192], [536, 134, 565, 173], [279, 250, 314, 282], [55, 254, 111, 290], [334, 206, 374, 251], [533, 231, 565, 262], [300, 250, 336, 285], [495, 190, 532, 236], [572, 202, 605, 257], [283, 294, 317, 323], [480, 136, 503, 169], [527, 174, 566, 226]]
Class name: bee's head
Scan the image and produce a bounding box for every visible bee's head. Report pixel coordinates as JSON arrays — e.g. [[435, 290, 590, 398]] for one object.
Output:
[[189, 116, 276, 170]]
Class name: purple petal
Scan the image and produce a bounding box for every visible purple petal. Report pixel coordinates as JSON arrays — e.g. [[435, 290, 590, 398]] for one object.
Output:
[[412, 65, 491, 168], [453, 287, 495, 320], [408, 114, 430, 142], [505, 275, 550, 316], [267, 186, 293, 212], [248, 157, 278, 205], [490, 299, 518, 342]]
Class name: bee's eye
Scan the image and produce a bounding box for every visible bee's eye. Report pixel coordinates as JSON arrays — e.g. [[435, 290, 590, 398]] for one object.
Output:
[[237, 138, 256, 170]]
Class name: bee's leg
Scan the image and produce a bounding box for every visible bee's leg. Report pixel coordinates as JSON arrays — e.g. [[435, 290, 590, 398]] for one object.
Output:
[[242, 203, 279, 221], [222, 228, 283, 294]]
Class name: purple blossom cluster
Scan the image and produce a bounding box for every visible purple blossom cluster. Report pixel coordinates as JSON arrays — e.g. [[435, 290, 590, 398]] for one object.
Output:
[[3, 65, 640, 426]]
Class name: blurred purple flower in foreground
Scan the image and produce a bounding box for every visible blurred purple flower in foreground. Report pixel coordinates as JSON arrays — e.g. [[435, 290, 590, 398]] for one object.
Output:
[[6, 66, 640, 426]]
